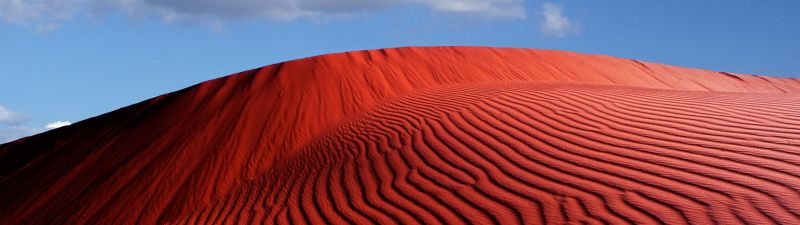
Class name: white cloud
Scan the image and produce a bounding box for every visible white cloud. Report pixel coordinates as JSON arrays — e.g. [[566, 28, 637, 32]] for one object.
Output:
[[0, 105, 72, 144], [538, 2, 579, 38], [45, 120, 71, 129], [0, 0, 80, 31], [0, 125, 41, 144], [0, 105, 34, 143], [422, 0, 525, 19], [0, 105, 25, 124], [0, 0, 527, 30]]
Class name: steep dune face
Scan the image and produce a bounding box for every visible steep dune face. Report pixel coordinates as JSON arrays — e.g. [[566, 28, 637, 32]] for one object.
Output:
[[1, 47, 799, 225]]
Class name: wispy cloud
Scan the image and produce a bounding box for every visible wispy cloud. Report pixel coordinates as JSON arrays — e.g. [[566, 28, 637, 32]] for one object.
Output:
[[423, 0, 525, 19], [0, 0, 79, 32], [0, 105, 25, 124], [0, 125, 41, 144], [0, 105, 33, 143], [0, 105, 70, 144], [0, 0, 527, 31], [538, 2, 580, 38]]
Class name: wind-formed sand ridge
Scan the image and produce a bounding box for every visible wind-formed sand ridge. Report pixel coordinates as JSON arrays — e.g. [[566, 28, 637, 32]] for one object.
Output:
[[1, 46, 799, 225]]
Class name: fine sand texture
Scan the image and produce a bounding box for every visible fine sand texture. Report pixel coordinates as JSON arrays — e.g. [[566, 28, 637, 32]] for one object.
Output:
[[1, 46, 800, 225]]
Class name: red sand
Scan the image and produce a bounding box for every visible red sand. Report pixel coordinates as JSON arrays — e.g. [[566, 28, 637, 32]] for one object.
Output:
[[1, 46, 800, 225]]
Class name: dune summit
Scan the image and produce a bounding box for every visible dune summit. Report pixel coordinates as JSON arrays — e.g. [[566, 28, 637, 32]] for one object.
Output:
[[2, 46, 800, 225]]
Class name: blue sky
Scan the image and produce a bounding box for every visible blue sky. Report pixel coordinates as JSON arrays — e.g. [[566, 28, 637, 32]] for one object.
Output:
[[1, 0, 799, 142]]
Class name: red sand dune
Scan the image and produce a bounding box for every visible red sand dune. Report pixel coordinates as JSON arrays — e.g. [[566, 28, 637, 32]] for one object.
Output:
[[2, 46, 800, 225]]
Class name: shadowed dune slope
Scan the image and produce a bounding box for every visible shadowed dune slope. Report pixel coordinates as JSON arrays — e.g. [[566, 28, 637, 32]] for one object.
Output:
[[1, 46, 799, 225]]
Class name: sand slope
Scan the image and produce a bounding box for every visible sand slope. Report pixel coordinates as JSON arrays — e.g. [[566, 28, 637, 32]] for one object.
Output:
[[1, 46, 799, 225]]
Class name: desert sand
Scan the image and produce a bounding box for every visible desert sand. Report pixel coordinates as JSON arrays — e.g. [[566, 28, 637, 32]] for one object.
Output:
[[2, 46, 800, 224]]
